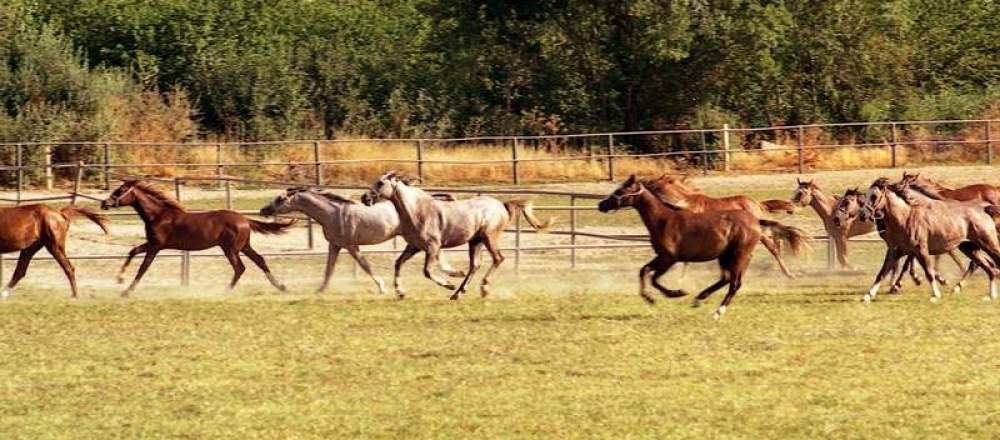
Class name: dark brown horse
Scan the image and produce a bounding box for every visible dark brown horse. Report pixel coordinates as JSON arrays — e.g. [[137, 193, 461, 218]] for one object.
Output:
[[0, 204, 108, 299], [101, 179, 295, 297], [598, 175, 809, 318], [645, 173, 802, 278], [902, 171, 1000, 204]]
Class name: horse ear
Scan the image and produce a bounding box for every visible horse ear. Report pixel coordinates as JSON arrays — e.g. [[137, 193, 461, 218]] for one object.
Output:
[[625, 174, 636, 184], [796, 177, 802, 185], [807, 180, 814, 186]]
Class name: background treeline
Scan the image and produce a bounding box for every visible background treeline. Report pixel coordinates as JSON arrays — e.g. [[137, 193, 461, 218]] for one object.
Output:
[[2, 0, 999, 146]]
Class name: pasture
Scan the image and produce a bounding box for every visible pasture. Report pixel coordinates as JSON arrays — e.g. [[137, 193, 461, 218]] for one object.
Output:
[[3, 166, 1000, 438]]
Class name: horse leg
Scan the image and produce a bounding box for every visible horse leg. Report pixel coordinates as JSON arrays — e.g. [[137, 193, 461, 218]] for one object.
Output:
[[121, 248, 161, 298], [912, 250, 941, 302], [117, 243, 153, 284], [241, 246, 285, 292], [222, 247, 247, 292], [759, 235, 795, 279], [691, 270, 731, 309], [44, 241, 78, 299], [452, 238, 485, 300], [955, 243, 994, 299], [649, 258, 685, 298], [932, 254, 949, 285], [712, 248, 753, 319], [834, 234, 852, 270], [889, 256, 913, 294], [437, 254, 466, 278], [345, 246, 386, 295], [393, 245, 421, 299], [1, 243, 43, 300], [865, 248, 900, 302], [422, 243, 457, 292], [475, 235, 506, 299], [316, 244, 342, 293]]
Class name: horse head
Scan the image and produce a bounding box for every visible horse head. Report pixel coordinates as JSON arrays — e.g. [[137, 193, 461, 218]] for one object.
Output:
[[832, 188, 863, 227], [792, 178, 816, 206], [101, 179, 141, 210], [860, 177, 891, 223], [259, 187, 307, 216], [598, 175, 646, 212], [365, 170, 407, 205]]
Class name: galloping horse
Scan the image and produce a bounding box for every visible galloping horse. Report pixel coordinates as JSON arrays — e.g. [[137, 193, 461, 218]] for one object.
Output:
[[259, 187, 463, 293], [644, 174, 802, 278], [598, 175, 809, 318], [364, 171, 552, 299], [102, 179, 295, 296], [792, 179, 876, 269], [859, 178, 1000, 302], [0, 204, 107, 298], [902, 172, 1000, 204]]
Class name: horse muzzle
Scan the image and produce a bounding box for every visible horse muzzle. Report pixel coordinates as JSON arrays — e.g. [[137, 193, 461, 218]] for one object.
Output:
[[259, 206, 275, 217], [100, 199, 117, 210], [597, 199, 616, 213], [361, 192, 379, 206]]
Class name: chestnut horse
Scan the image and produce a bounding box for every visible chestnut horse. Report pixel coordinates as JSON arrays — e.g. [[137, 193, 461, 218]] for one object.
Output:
[[0, 204, 108, 299], [645, 174, 801, 278], [598, 175, 809, 319], [902, 172, 1000, 204], [101, 179, 295, 297]]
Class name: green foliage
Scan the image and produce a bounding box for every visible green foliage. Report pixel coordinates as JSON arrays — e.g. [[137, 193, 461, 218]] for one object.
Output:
[[0, 0, 997, 148]]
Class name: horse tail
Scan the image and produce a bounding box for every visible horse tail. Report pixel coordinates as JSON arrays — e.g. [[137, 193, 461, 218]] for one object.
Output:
[[759, 219, 810, 256], [249, 218, 298, 235], [503, 199, 554, 232], [60, 206, 109, 234], [760, 199, 797, 215]]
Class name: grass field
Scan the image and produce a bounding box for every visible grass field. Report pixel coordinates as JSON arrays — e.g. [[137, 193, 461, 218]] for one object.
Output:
[[3, 166, 1000, 438]]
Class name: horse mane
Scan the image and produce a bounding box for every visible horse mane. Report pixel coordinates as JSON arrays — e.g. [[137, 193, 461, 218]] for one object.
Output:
[[906, 181, 947, 201], [639, 177, 687, 210], [311, 189, 358, 205], [910, 174, 953, 192], [129, 180, 186, 211]]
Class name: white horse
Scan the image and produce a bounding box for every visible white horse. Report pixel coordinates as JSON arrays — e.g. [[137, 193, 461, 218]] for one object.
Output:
[[259, 187, 463, 294], [364, 171, 553, 299]]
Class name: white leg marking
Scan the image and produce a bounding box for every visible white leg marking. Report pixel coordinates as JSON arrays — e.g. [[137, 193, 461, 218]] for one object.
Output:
[[0, 287, 9, 300], [990, 280, 997, 301], [930, 280, 941, 302], [865, 282, 881, 302], [713, 305, 727, 320], [373, 276, 386, 295]]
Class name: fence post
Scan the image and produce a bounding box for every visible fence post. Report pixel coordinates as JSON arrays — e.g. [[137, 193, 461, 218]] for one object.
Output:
[[514, 214, 521, 274], [175, 178, 190, 287], [890, 123, 898, 168], [796, 126, 804, 174], [216, 142, 224, 189], [416, 140, 425, 182], [103, 142, 111, 190], [986, 121, 993, 165], [511, 138, 520, 185], [722, 124, 731, 171], [44, 144, 53, 190], [607, 134, 616, 181], [827, 235, 836, 270], [225, 179, 232, 210], [570, 195, 577, 269], [16, 143, 23, 205], [71, 162, 84, 205], [313, 140, 323, 185], [700, 131, 709, 175]]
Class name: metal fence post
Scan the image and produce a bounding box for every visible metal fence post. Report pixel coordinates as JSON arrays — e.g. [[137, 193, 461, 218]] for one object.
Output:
[[216, 142, 224, 189], [225, 179, 232, 210], [722, 124, 731, 172], [827, 235, 836, 270], [416, 140, 425, 182], [511, 138, 520, 185], [796, 126, 804, 174], [700, 131, 709, 175], [514, 214, 521, 274], [16, 143, 23, 205], [890, 123, 898, 168], [103, 142, 111, 190], [607, 134, 616, 181], [986, 121, 993, 165], [313, 140, 323, 185], [570, 195, 577, 269], [44, 144, 53, 190], [175, 178, 190, 287], [71, 162, 84, 205]]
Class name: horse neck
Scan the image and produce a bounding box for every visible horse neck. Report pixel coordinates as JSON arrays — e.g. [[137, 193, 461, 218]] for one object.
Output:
[[632, 188, 676, 234], [881, 191, 912, 228], [130, 191, 178, 224], [808, 187, 837, 217], [387, 183, 429, 230], [291, 194, 341, 223]]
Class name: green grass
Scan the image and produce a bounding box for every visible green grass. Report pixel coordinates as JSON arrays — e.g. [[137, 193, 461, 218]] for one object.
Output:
[[5, 166, 1000, 438]]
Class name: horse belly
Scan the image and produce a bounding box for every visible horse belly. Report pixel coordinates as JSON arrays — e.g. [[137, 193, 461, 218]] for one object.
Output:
[[0, 218, 41, 252], [165, 220, 227, 251]]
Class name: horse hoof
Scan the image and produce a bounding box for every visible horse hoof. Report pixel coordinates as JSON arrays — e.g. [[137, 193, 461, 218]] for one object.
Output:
[[930, 296, 939, 303], [115, 277, 125, 284], [276, 284, 287, 292], [713, 306, 727, 320], [0, 289, 9, 300], [395, 293, 406, 300], [449, 293, 461, 300], [861, 294, 872, 303], [953, 285, 963, 294], [641, 295, 655, 305]]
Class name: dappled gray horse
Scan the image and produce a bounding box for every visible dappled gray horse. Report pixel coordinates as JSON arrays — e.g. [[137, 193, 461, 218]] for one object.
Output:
[[259, 187, 463, 293], [364, 171, 552, 299], [859, 178, 1000, 302]]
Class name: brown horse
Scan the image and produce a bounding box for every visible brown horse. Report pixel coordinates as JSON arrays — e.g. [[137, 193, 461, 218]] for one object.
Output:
[[0, 204, 108, 299], [645, 174, 802, 278], [902, 172, 1000, 204], [793, 179, 876, 269], [101, 179, 295, 297], [598, 175, 809, 319]]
